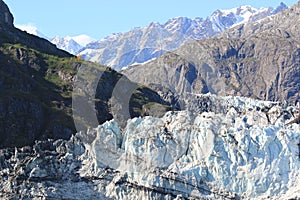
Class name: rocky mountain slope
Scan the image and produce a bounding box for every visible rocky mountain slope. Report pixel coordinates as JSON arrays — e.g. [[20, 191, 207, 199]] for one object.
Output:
[[77, 3, 286, 70], [0, 0, 170, 148], [123, 1, 300, 104], [1, 94, 299, 199]]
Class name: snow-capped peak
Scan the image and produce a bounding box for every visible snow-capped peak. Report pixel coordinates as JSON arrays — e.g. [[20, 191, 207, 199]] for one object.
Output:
[[51, 36, 83, 55], [50, 35, 96, 55], [220, 5, 257, 16], [209, 4, 284, 32]]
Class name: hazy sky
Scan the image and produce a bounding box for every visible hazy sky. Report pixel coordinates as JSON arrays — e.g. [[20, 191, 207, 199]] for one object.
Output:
[[4, 0, 299, 39]]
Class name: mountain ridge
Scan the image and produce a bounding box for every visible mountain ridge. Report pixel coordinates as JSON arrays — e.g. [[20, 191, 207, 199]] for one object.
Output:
[[77, 3, 287, 70], [14, 3, 287, 71], [122, 1, 300, 104]]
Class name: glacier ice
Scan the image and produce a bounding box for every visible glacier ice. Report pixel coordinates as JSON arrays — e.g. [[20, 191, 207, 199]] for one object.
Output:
[[0, 94, 299, 199]]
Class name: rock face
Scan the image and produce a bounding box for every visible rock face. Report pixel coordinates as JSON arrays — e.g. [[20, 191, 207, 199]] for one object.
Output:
[[1, 94, 299, 199], [0, 0, 13, 26], [123, 2, 300, 104], [78, 4, 286, 70]]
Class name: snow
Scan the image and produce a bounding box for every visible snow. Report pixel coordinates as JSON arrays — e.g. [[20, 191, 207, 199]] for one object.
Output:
[[220, 7, 239, 15], [121, 57, 157, 70], [219, 5, 260, 26]]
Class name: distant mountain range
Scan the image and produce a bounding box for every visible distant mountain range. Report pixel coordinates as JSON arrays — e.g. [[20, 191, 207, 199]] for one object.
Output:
[[123, 1, 300, 104], [79, 3, 287, 70], [16, 3, 287, 71], [50, 35, 95, 55]]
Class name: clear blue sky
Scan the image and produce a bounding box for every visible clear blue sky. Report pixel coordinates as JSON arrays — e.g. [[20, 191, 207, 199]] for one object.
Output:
[[4, 0, 299, 39]]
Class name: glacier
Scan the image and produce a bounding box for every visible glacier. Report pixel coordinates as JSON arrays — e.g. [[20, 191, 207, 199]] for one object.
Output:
[[0, 94, 299, 199]]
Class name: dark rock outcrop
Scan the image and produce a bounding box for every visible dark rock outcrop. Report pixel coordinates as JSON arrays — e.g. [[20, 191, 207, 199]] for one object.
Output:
[[0, 0, 13, 26]]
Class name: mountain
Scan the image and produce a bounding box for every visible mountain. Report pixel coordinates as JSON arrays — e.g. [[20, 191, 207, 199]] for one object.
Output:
[[1, 94, 299, 199], [50, 36, 83, 55], [78, 3, 287, 70], [0, 0, 170, 148], [50, 35, 95, 55], [1, 1, 300, 199], [123, 1, 300, 104]]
